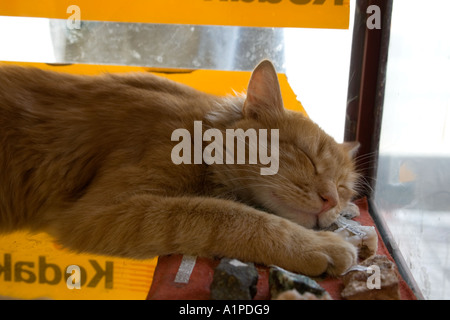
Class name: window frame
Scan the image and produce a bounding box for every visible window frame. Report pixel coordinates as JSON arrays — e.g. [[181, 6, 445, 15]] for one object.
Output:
[[344, 0, 424, 299]]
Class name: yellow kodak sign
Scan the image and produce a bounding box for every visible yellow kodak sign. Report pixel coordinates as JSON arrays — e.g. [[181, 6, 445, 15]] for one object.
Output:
[[0, 232, 157, 300], [1, 0, 350, 29]]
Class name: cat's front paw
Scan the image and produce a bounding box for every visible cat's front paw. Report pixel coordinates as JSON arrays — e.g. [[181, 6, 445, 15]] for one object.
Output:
[[297, 231, 357, 277], [340, 202, 360, 219]]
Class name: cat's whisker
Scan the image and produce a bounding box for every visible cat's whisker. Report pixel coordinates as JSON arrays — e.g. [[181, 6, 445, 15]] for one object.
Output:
[[353, 175, 375, 196]]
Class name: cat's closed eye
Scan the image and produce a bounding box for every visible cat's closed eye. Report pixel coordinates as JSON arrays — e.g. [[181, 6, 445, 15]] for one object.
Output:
[[298, 149, 316, 172], [337, 185, 354, 198]]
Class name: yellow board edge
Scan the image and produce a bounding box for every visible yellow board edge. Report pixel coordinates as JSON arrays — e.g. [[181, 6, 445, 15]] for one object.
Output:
[[0, 0, 350, 29]]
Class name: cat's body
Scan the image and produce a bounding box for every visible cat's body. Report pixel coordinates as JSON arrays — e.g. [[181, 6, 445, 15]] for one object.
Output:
[[0, 61, 359, 276]]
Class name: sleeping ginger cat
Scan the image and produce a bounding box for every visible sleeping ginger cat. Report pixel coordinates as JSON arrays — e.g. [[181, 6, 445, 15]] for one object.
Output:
[[0, 60, 359, 277]]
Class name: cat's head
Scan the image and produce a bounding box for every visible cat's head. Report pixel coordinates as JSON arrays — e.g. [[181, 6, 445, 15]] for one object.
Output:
[[212, 60, 360, 229]]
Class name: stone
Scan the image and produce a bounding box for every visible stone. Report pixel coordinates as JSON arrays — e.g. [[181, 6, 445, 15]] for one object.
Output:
[[269, 265, 332, 300], [341, 255, 400, 300], [274, 289, 332, 300], [210, 258, 258, 300], [327, 216, 378, 261]]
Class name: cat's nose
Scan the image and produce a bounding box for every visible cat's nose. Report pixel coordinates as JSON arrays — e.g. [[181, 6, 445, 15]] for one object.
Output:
[[319, 193, 338, 213]]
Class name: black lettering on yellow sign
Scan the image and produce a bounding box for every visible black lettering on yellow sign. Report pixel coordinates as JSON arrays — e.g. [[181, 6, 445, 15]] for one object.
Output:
[[0, 254, 113, 289]]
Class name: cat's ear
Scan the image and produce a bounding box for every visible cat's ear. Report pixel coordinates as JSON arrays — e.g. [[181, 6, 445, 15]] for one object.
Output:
[[243, 60, 285, 120], [341, 141, 360, 158]]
